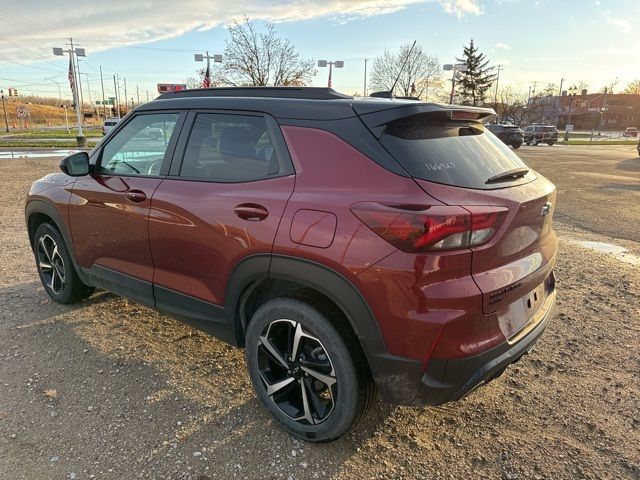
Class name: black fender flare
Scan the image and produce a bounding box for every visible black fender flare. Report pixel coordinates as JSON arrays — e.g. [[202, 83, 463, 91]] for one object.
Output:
[[225, 254, 423, 404], [25, 199, 90, 285]]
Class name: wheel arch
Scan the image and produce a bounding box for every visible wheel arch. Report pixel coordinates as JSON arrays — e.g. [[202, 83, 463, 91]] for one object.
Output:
[[25, 199, 89, 285]]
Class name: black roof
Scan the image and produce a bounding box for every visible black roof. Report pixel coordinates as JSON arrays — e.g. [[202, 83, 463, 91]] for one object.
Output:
[[139, 87, 495, 122]]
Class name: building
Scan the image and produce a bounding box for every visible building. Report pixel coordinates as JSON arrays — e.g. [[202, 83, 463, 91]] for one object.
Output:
[[556, 91, 640, 131]]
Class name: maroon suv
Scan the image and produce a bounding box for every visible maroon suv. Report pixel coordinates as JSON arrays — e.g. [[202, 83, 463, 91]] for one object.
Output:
[[26, 87, 557, 442]]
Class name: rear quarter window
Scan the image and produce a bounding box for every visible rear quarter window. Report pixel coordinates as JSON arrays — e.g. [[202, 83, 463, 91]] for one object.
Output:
[[379, 114, 532, 189]]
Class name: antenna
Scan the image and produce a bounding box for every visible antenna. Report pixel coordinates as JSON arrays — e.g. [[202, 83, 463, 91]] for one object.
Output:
[[390, 40, 417, 97]]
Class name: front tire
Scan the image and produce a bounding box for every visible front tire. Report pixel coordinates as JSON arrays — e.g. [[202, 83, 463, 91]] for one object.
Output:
[[245, 298, 374, 442], [33, 223, 94, 304]]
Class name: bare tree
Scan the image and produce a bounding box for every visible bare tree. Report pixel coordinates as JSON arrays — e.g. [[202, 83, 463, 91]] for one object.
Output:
[[369, 43, 441, 98], [221, 17, 316, 87], [624, 79, 640, 95]]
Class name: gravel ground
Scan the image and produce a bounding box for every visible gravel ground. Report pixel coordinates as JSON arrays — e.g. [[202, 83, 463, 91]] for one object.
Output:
[[0, 145, 639, 480]]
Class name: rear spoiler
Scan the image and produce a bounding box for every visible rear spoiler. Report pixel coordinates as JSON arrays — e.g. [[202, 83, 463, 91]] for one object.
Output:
[[354, 103, 496, 138]]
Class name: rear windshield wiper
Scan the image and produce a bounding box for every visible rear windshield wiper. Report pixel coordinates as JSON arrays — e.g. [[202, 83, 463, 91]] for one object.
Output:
[[485, 167, 529, 184]]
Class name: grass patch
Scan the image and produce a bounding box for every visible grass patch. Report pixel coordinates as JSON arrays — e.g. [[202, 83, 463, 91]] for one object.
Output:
[[0, 141, 98, 148], [559, 139, 639, 146]]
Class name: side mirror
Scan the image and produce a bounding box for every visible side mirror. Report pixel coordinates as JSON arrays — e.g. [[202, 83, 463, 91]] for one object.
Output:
[[60, 152, 90, 176]]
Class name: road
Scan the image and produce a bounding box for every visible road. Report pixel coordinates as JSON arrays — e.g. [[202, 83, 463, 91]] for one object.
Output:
[[0, 145, 638, 480]]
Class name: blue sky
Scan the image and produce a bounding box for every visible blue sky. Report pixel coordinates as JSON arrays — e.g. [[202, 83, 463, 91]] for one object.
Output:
[[0, 0, 637, 102]]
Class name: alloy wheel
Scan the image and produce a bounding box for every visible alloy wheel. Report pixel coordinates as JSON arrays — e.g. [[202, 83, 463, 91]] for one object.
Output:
[[37, 234, 65, 295], [257, 319, 337, 425]]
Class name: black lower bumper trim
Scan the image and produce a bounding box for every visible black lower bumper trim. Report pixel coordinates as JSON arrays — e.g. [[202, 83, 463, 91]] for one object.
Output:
[[415, 290, 556, 406]]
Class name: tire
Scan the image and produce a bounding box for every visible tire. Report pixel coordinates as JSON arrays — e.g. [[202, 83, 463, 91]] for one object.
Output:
[[33, 223, 94, 304], [245, 297, 375, 442], [546, 142, 555, 146], [512, 142, 522, 149]]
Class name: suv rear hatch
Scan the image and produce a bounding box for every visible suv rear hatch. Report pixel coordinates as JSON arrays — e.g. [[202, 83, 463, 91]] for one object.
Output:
[[355, 102, 557, 318]]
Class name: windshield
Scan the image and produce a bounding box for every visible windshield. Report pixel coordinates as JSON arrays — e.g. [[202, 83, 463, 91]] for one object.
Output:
[[379, 114, 534, 189]]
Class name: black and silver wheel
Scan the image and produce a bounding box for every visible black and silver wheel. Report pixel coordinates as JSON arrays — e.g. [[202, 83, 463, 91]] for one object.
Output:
[[33, 223, 94, 304], [246, 298, 374, 442]]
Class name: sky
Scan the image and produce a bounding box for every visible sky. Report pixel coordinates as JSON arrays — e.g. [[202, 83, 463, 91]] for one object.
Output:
[[0, 0, 638, 103]]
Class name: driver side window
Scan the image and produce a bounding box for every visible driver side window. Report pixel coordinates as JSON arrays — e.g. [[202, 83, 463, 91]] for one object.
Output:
[[98, 113, 179, 176]]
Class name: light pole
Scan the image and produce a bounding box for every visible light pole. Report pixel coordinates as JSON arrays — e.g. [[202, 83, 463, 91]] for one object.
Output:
[[0, 90, 9, 133], [564, 85, 577, 142], [195, 52, 223, 87], [53, 38, 86, 146], [318, 60, 344, 88], [443, 63, 467, 104], [61, 104, 70, 133]]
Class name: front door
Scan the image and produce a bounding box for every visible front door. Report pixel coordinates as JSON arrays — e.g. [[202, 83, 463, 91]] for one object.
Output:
[[68, 111, 183, 305]]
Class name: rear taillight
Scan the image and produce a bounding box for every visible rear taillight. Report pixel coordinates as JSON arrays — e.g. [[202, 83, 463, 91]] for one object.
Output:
[[350, 202, 508, 252]]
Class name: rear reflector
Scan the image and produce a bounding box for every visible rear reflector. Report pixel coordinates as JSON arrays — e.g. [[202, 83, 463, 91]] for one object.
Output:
[[350, 202, 508, 252]]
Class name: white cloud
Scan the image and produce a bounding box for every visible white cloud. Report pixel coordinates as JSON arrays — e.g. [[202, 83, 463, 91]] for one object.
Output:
[[0, 1, 435, 60], [438, 0, 483, 20], [493, 42, 511, 50], [605, 16, 631, 33]]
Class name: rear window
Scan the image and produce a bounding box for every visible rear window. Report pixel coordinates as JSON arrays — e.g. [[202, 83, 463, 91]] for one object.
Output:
[[379, 114, 531, 189]]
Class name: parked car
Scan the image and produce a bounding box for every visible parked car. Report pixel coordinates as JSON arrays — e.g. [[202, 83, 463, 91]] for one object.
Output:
[[26, 87, 558, 442], [102, 117, 119, 135], [523, 125, 559, 145], [623, 127, 638, 138], [486, 123, 524, 149]]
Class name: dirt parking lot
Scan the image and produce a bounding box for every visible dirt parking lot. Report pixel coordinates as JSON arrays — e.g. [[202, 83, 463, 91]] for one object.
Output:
[[0, 145, 639, 480]]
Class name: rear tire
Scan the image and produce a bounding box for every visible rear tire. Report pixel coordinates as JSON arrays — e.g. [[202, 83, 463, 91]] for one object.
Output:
[[512, 142, 522, 149], [33, 223, 94, 304], [245, 297, 374, 442]]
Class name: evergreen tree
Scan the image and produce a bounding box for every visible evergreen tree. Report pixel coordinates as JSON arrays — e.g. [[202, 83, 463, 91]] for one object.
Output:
[[455, 39, 496, 106]]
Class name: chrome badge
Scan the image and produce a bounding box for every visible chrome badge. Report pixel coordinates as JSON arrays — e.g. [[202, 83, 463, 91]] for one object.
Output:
[[540, 201, 552, 216]]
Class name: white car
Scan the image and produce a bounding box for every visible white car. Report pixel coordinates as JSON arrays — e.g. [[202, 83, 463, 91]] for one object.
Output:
[[102, 118, 119, 135]]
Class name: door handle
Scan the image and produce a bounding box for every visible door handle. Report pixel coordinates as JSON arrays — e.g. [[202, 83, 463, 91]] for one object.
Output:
[[234, 203, 269, 221], [124, 190, 147, 203]]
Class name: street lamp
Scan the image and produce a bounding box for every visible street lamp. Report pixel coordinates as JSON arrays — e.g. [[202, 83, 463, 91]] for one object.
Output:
[[195, 52, 222, 88], [564, 84, 578, 141], [54, 38, 87, 147], [317, 60, 344, 88], [0, 90, 9, 133], [443, 63, 467, 104]]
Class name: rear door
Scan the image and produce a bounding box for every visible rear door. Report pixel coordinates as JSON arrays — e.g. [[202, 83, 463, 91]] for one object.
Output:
[[357, 106, 557, 315], [148, 111, 295, 338]]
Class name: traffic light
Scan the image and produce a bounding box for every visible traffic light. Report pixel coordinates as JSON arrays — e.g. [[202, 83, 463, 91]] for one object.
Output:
[[13, 89, 17, 97], [8, 88, 12, 97]]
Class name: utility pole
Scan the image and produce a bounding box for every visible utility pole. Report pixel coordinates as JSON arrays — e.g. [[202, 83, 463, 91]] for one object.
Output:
[[124, 78, 128, 112], [136, 85, 140, 107], [113, 75, 121, 118], [81, 73, 92, 108], [100, 66, 107, 120], [363, 58, 368, 96], [493, 64, 503, 108], [53, 38, 86, 146], [0, 90, 9, 133]]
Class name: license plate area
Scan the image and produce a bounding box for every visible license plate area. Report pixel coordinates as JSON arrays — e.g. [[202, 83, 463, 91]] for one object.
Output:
[[498, 282, 548, 343]]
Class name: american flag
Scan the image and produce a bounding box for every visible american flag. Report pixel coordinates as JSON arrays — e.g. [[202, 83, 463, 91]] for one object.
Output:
[[202, 62, 211, 88], [68, 57, 75, 94]]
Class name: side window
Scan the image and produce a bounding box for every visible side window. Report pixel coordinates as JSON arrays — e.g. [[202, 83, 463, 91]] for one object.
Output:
[[179, 113, 282, 182], [98, 113, 180, 176]]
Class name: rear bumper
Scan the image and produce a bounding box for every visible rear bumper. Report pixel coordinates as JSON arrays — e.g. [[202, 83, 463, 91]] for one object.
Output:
[[414, 289, 556, 406]]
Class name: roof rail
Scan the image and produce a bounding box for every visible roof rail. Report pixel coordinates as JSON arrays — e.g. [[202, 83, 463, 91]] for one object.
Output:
[[157, 86, 352, 100]]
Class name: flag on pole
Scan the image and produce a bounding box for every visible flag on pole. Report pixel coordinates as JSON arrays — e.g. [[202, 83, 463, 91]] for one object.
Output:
[[68, 57, 75, 94], [202, 61, 211, 88]]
